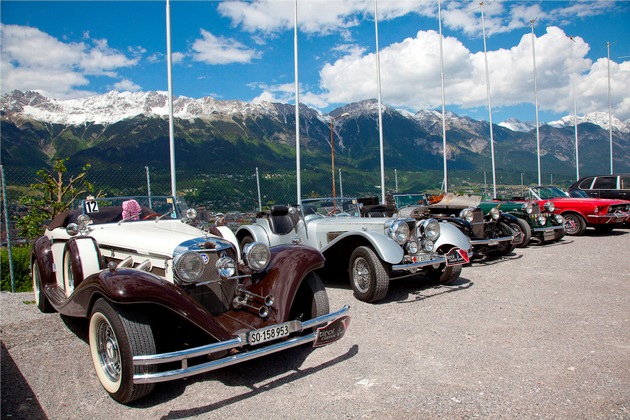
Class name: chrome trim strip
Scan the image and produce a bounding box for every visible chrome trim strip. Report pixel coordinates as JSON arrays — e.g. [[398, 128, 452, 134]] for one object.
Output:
[[532, 226, 563, 233], [132, 305, 350, 384]]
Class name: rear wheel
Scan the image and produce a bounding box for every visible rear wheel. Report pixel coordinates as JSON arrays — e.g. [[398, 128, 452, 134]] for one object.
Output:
[[239, 235, 254, 251], [490, 222, 517, 256], [563, 213, 587, 236], [348, 246, 390, 303], [32, 261, 55, 313], [89, 299, 156, 404]]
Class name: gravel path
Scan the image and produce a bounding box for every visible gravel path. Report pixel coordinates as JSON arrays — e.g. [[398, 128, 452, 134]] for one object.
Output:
[[2, 230, 629, 419]]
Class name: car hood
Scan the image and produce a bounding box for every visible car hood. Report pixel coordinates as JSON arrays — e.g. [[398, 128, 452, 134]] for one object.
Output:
[[87, 220, 221, 257], [542, 197, 629, 206]]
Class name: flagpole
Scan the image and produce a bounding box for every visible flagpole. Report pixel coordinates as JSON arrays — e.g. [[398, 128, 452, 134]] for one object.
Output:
[[166, 0, 176, 197], [294, 0, 301, 204], [374, 0, 386, 205], [438, 0, 448, 193]]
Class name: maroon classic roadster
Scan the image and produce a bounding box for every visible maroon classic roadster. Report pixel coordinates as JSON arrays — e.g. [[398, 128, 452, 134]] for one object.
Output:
[[31, 196, 350, 403]]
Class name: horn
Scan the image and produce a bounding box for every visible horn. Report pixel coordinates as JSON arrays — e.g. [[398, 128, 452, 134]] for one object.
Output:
[[236, 285, 274, 308], [136, 259, 152, 272], [117, 256, 134, 268], [232, 296, 270, 318]]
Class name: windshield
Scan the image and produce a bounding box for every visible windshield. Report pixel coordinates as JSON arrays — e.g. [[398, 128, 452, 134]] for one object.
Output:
[[81, 196, 180, 224], [300, 197, 361, 217], [529, 186, 569, 200], [394, 194, 428, 208]]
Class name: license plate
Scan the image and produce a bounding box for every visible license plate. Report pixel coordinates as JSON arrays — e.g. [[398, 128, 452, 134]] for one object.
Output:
[[543, 230, 555, 240], [445, 248, 470, 266], [247, 323, 291, 345], [313, 316, 351, 348], [414, 253, 433, 263]]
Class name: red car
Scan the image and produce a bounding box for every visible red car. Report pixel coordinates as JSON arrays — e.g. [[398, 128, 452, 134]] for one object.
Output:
[[524, 186, 630, 235]]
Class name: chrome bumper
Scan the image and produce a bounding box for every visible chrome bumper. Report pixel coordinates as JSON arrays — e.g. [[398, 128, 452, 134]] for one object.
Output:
[[532, 225, 563, 233], [470, 235, 514, 246], [132, 305, 350, 384], [391, 255, 446, 271]]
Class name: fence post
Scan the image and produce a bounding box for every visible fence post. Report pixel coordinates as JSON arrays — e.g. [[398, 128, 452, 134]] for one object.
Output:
[[146, 166, 152, 208], [1, 165, 17, 292]]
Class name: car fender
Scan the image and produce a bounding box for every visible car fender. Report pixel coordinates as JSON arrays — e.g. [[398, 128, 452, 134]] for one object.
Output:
[[321, 230, 404, 265], [236, 224, 270, 247], [32, 236, 56, 289], [500, 213, 519, 223], [216, 226, 240, 254], [58, 268, 236, 341], [434, 222, 472, 252]]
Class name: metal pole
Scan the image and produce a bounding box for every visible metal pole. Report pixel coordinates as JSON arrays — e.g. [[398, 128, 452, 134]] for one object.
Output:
[[374, 0, 386, 205], [339, 169, 343, 198], [1, 165, 16, 292], [145, 166, 152, 208], [521, 172, 524, 196], [294, 0, 301, 204], [256, 167, 262, 211], [570, 36, 579, 181], [530, 19, 541, 186], [480, 2, 496, 198], [607, 42, 614, 174], [395, 169, 398, 193], [330, 120, 336, 199], [166, 0, 177, 197], [438, 0, 448, 192]]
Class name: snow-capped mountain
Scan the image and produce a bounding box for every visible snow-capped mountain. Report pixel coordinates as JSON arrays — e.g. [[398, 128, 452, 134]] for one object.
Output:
[[498, 118, 540, 133], [548, 112, 630, 134]]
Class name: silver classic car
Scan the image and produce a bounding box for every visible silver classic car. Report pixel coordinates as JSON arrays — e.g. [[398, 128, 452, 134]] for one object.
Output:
[[31, 196, 350, 403], [235, 197, 472, 303]]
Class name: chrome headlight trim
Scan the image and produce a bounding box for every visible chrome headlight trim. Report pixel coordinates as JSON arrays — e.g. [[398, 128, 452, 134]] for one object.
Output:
[[388, 220, 410, 245], [422, 239, 434, 252], [489, 207, 500, 220], [555, 214, 564, 224], [186, 208, 198, 220], [537, 215, 547, 225], [406, 241, 418, 254], [216, 256, 237, 278], [420, 219, 440, 241], [459, 208, 474, 222], [521, 202, 533, 214], [174, 251, 205, 283], [243, 242, 271, 272], [544, 201, 555, 212]]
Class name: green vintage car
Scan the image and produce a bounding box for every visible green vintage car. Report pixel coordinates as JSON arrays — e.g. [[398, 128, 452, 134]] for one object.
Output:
[[478, 199, 565, 247]]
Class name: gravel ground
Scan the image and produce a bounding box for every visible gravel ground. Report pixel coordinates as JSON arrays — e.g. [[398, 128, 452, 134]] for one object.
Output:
[[2, 230, 630, 419]]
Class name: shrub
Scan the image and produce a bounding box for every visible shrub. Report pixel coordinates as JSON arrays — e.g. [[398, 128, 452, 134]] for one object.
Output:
[[1, 245, 32, 292]]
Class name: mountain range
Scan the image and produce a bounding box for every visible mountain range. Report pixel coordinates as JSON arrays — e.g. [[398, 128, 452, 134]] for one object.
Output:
[[2, 90, 629, 192]]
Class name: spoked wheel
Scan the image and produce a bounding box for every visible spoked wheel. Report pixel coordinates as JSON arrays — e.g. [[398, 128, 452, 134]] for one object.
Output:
[[489, 222, 517, 256], [509, 218, 531, 247], [348, 246, 390, 303], [89, 299, 156, 404], [425, 263, 462, 285], [32, 261, 55, 313], [563, 213, 587, 236]]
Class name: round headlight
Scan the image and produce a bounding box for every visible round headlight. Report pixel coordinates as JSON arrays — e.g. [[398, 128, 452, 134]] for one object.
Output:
[[555, 214, 564, 224], [243, 242, 271, 271], [420, 219, 440, 241], [489, 207, 500, 220], [175, 251, 205, 283], [521, 203, 533, 214], [459, 209, 474, 223], [406, 241, 418, 254], [216, 256, 237, 278], [186, 208, 198, 220], [544, 201, 555, 212], [422, 239, 435, 252], [66, 223, 79, 236], [537, 215, 547, 225], [388, 220, 410, 245]]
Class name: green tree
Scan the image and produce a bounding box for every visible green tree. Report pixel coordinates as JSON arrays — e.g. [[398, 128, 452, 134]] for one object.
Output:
[[16, 158, 97, 239]]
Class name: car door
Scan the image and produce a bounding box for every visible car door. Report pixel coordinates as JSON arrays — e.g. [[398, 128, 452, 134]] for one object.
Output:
[[618, 175, 630, 200], [592, 176, 618, 199], [576, 177, 596, 197]]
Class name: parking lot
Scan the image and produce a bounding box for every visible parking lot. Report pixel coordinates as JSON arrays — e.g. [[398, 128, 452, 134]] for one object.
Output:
[[2, 230, 629, 419]]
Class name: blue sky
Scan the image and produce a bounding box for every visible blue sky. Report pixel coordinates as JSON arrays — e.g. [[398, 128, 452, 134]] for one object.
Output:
[[1, 0, 629, 123]]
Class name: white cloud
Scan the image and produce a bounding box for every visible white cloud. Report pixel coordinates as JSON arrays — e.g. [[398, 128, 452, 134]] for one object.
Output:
[[191, 29, 261, 64], [111, 78, 142, 92], [313, 26, 630, 119], [0, 23, 139, 99]]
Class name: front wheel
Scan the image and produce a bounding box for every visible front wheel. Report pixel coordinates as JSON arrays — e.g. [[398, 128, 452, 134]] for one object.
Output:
[[289, 272, 330, 326], [508, 218, 531, 247], [563, 213, 587, 236], [490, 222, 517, 256], [89, 299, 156, 404], [425, 264, 462, 285], [348, 246, 390, 303], [32, 261, 55, 313]]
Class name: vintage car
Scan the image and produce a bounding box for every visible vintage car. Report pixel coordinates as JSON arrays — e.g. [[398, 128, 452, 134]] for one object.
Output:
[[31, 196, 350, 404], [235, 197, 471, 303], [478, 199, 565, 246], [524, 186, 630, 235], [394, 193, 518, 256]]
